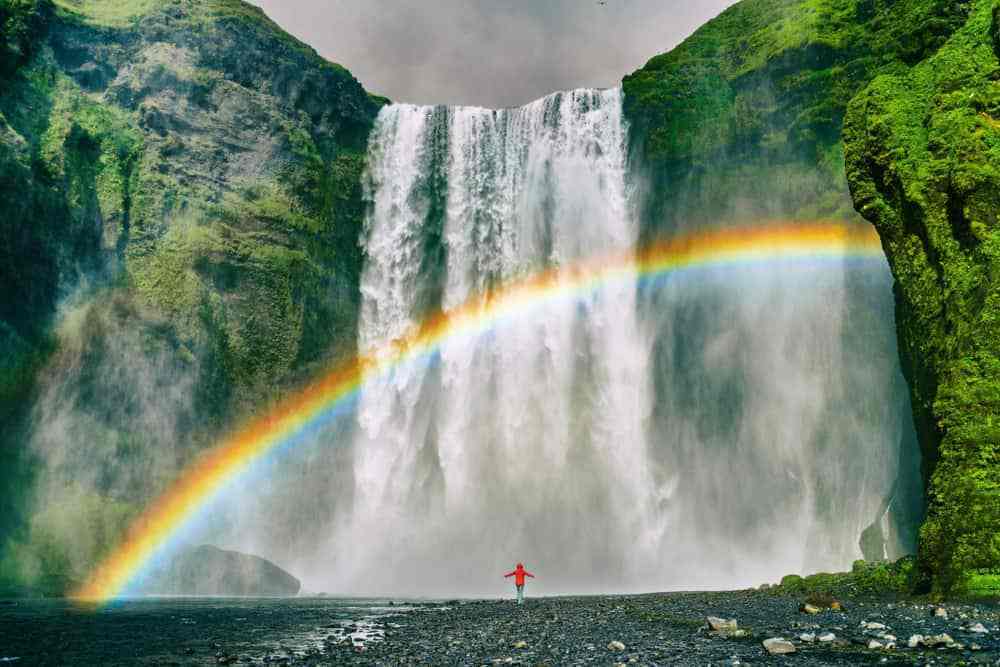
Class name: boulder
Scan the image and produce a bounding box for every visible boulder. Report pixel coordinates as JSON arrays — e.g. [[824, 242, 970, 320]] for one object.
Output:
[[923, 633, 954, 648], [707, 617, 739, 632], [141, 545, 300, 597], [762, 638, 795, 655]]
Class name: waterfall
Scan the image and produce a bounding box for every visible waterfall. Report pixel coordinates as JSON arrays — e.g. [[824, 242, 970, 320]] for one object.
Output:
[[311, 88, 920, 596]]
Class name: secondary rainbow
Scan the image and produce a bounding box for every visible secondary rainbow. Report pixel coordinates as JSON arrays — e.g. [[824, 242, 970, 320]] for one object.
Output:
[[74, 221, 884, 602]]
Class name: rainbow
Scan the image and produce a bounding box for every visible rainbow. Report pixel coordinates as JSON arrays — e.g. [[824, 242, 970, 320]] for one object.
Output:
[[74, 221, 885, 602]]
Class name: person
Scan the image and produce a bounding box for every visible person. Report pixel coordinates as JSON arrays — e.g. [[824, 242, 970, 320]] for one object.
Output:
[[503, 562, 534, 604]]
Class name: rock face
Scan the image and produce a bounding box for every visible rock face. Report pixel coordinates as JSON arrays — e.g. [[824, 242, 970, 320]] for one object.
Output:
[[142, 545, 300, 597], [622, 0, 971, 237], [843, 0, 1000, 595], [624, 0, 996, 595], [0, 0, 381, 591]]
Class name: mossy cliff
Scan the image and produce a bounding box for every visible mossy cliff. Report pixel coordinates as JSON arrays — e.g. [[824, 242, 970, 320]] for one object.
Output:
[[844, 0, 1000, 597], [623, 0, 997, 596], [622, 0, 971, 232], [0, 0, 382, 593]]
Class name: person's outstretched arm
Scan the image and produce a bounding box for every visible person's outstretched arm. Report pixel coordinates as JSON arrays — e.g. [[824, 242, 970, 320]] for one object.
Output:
[[504, 571, 515, 578], [525, 571, 535, 578]]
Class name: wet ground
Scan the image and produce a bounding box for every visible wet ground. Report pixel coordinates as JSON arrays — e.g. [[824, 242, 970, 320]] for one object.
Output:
[[0, 591, 998, 665]]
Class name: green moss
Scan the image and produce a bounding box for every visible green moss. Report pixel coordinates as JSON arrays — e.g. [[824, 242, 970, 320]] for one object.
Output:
[[964, 570, 1000, 598], [0, 0, 51, 78], [623, 0, 971, 233], [844, 0, 1000, 594], [0, 0, 381, 591], [51, 0, 157, 26], [623, 0, 993, 596], [772, 558, 918, 598]]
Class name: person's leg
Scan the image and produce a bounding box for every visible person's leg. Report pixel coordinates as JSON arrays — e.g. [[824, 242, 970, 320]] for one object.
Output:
[[516, 584, 523, 604]]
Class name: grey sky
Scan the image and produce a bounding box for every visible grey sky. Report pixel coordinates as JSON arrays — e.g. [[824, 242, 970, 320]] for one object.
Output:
[[246, 1, 737, 108]]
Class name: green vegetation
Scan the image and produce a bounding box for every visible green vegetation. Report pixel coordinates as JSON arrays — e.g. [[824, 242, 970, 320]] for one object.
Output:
[[844, 0, 1000, 596], [622, 0, 970, 231], [773, 558, 918, 599], [0, 0, 381, 593], [52, 0, 156, 26], [625, 0, 999, 596], [1, 0, 50, 78]]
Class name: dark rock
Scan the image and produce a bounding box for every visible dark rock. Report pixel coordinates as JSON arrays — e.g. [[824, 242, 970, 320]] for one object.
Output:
[[140, 544, 300, 597]]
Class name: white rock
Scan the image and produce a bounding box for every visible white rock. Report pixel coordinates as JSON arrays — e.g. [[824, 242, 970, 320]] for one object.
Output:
[[801, 603, 822, 615], [862, 621, 887, 631], [607, 640, 626, 652], [868, 640, 883, 649], [512, 640, 527, 649], [907, 634, 924, 648], [933, 606, 948, 619], [818, 632, 836, 642], [763, 638, 796, 655], [707, 617, 739, 632], [799, 633, 816, 643], [969, 622, 988, 634], [881, 634, 896, 642]]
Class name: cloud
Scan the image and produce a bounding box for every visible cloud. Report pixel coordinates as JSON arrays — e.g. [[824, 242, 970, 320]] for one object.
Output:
[[246, 0, 737, 107]]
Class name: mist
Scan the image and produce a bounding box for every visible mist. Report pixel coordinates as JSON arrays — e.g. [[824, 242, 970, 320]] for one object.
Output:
[[245, 0, 738, 107], [10, 289, 203, 587]]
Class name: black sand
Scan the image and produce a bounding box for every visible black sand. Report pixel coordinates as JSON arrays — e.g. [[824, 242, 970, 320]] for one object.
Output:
[[1, 591, 998, 665]]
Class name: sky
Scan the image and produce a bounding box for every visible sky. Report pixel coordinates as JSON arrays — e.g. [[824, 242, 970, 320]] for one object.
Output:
[[245, 0, 738, 108]]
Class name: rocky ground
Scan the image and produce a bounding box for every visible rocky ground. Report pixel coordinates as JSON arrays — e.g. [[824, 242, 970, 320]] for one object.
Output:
[[341, 591, 1000, 666], [1, 591, 998, 665]]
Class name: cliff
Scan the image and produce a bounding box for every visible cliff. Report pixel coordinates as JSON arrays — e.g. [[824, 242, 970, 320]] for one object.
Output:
[[844, 0, 1000, 596], [622, 0, 970, 233], [0, 0, 382, 592], [623, 0, 997, 595]]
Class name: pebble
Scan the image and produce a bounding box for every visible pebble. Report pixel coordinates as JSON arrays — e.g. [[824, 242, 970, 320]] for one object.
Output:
[[607, 640, 626, 652], [763, 638, 796, 655], [907, 634, 924, 648], [818, 632, 836, 642], [798, 633, 816, 643], [512, 640, 527, 649], [861, 621, 887, 631], [970, 622, 989, 634], [868, 639, 883, 649], [933, 606, 949, 619], [800, 603, 821, 615]]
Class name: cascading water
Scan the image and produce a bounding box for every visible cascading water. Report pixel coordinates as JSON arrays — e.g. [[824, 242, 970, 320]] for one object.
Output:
[[294, 87, 922, 596], [336, 89, 665, 595]]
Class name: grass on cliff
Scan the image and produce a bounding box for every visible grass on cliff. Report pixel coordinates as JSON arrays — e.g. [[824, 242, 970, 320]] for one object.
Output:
[[52, 0, 157, 26]]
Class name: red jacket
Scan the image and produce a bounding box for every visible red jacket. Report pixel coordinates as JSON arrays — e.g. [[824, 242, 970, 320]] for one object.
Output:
[[504, 563, 534, 586]]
